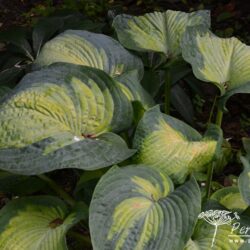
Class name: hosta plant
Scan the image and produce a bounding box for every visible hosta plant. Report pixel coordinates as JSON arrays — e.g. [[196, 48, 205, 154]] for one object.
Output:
[[0, 6, 249, 250]]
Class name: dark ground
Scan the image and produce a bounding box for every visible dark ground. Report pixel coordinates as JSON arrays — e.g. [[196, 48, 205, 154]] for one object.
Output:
[[0, 1, 250, 37]]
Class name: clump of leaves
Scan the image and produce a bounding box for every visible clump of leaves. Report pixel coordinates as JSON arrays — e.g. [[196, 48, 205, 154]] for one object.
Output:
[[0, 7, 249, 250]]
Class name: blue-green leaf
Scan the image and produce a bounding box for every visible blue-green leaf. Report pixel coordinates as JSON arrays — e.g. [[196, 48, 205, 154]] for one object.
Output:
[[90, 165, 201, 250]]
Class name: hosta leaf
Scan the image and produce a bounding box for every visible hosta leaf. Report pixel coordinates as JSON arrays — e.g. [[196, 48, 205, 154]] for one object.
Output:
[[0, 171, 45, 195], [34, 30, 143, 79], [0, 196, 87, 250], [181, 26, 250, 101], [89, 165, 201, 250], [133, 106, 222, 183], [239, 156, 250, 206], [0, 132, 135, 175], [0, 63, 132, 147], [211, 187, 248, 212], [185, 219, 242, 250], [0, 63, 135, 174], [114, 70, 154, 109], [113, 10, 210, 58]]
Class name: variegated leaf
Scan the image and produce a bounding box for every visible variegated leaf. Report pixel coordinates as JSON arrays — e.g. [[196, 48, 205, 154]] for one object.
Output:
[[113, 10, 210, 58], [0, 133, 136, 175], [181, 26, 250, 103], [90, 165, 201, 250], [34, 30, 144, 79], [0, 63, 135, 174], [185, 219, 242, 250], [133, 106, 222, 183], [0, 196, 87, 250], [211, 187, 248, 213]]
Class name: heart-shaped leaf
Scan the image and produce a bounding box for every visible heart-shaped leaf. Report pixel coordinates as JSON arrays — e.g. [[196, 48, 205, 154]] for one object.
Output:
[[34, 30, 144, 79], [89, 165, 201, 250], [133, 106, 222, 183], [181, 26, 250, 109], [0, 63, 135, 174], [113, 10, 210, 58], [0, 196, 87, 250]]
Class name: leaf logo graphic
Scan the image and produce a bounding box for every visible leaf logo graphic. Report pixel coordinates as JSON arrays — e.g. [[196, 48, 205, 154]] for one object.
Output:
[[198, 210, 240, 247]]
